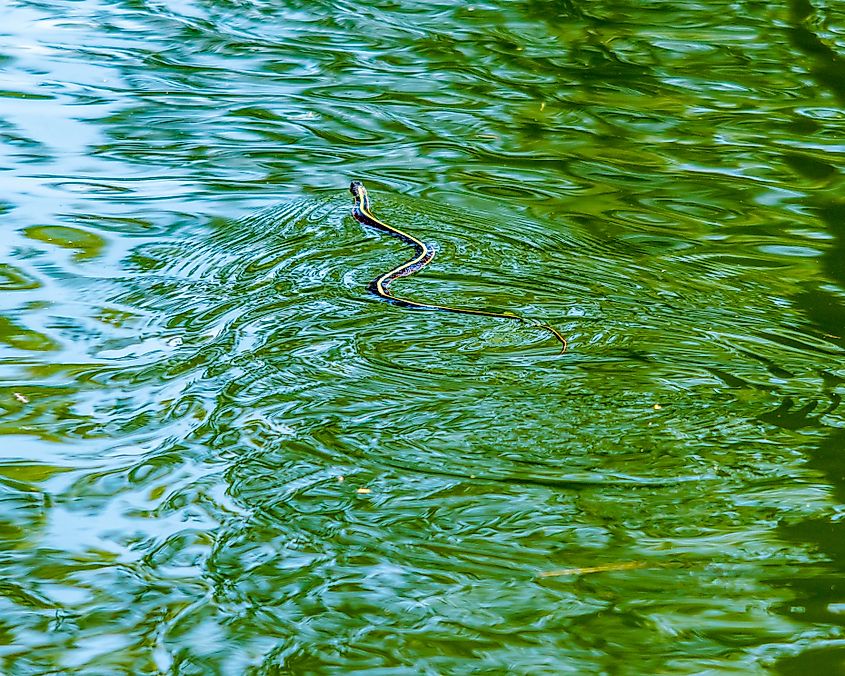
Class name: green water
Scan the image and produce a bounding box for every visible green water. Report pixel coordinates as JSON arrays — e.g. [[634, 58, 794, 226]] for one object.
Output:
[[3, 0, 845, 673]]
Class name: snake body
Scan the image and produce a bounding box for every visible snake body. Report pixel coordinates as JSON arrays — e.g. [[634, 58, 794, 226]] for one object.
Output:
[[349, 180, 566, 353]]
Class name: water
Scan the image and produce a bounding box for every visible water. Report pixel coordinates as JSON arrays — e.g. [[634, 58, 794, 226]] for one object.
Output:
[[2, 0, 845, 673]]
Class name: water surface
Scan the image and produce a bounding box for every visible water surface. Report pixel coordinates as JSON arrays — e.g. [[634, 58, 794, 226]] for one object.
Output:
[[2, 0, 845, 673]]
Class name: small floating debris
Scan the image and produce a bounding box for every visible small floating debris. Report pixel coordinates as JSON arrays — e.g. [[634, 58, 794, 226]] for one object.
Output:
[[13, 392, 29, 404], [538, 561, 645, 578], [356, 487, 371, 494]]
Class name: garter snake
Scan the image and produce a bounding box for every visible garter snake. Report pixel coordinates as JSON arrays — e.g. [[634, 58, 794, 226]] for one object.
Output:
[[349, 181, 567, 353]]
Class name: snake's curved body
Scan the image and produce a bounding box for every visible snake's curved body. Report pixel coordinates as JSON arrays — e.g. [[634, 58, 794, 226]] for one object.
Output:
[[349, 180, 566, 353]]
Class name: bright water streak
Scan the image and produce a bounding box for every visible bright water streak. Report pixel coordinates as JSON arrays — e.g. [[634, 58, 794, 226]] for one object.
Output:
[[2, 0, 845, 673]]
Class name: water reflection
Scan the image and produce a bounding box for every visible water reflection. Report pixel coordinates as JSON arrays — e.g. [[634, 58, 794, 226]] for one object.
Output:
[[771, 3, 845, 672], [2, 0, 845, 671]]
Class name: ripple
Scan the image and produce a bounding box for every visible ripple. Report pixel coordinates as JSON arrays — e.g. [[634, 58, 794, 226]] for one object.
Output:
[[3, 0, 845, 671]]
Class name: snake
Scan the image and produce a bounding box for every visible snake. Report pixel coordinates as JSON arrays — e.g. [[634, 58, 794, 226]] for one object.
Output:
[[349, 181, 567, 353]]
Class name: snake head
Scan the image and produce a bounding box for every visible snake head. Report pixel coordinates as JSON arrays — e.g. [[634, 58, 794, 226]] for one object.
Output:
[[349, 181, 369, 211]]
